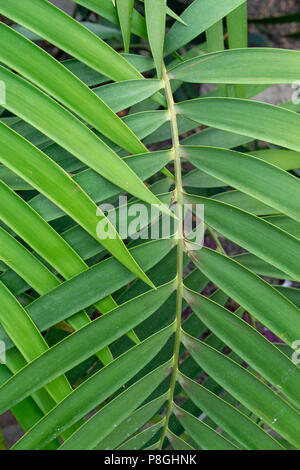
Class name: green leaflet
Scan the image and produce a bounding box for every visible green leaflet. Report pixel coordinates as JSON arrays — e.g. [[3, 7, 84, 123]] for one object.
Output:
[[0, 239, 174, 350], [96, 395, 168, 450], [263, 215, 300, 239], [178, 372, 282, 450], [169, 48, 300, 83], [250, 149, 300, 170], [63, 53, 154, 86], [183, 287, 300, 410], [0, 0, 142, 81], [181, 126, 252, 148], [0, 226, 59, 295], [167, 431, 196, 450], [0, 178, 140, 362], [0, 282, 175, 416], [183, 146, 300, 223], [59, 361, 172, 450], [226, 2, 247, 97], [13, 21, 122, 42], [145, 0, 166, 78], [27, 150, 172, 224], [116, 0, 134, 52], [205, 19, 227, 98], [206, 20, 224, 54], [165, 0, 247, 53], [71, 0, 148, 39], [0, 66, 170, 219], [0, 365, 57, 446], [0, 282, 74, 409], [0, 23, 147, 155], [227, 2, 247, 49], [233, 253, 291, 280], [166, 7, 188, 26], [94, 79, 163, 113], [177, 98, 300, 152], [0, 165, 32, 191], [117, 420, 163, 450], [184, 193, 300, 280], [187, 246, 300, 346], [0, 180, 88, 280], [139, 0, 187, 28], [0, 122, 154, 287], [182, 333, 300, 448], [183, 169, 225, 188], [173, 404, 238, 450], [12, 325, 174, 450], [213, 190, 276, 216]]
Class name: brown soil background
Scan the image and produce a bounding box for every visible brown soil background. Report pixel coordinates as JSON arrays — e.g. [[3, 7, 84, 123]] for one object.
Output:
[[248, 0, 300, 49]]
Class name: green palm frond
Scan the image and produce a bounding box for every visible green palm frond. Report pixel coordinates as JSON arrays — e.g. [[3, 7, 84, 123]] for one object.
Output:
[[0, 0, 300, 451]]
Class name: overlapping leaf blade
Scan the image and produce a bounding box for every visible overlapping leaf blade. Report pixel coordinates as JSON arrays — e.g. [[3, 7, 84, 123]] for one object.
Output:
[[0, 23, 147, 154], [186, 246, 300, 346], [0, 0, 142, 81], [177, 99, 300, 152], [169, 48, 300, 83], [183, 146, 300, 223]]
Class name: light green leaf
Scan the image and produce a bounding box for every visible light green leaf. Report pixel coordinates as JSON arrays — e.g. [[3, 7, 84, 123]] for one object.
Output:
[[250, 149, 300, 170], [145, 0, 166, 78], [233, 253, 290, 280], [177, 98, 300, 153], [0, 226, 59, 295], [185, 193, 300, 280], [0, 122, 155, 287], [263, 215, 300, 239], [0, 66, 170, 219], [213, 190, 276, 216], [183, 169, 225, 188], [183, 146, 300, 223], [227, 2, 247, 48], [0, 0, 142, 81], [181, 126, 252, 148], [0, 23, 146, 155], [116, 0, 134, 52], [94, 79, 163, 112], [165, 0, 247, 53], [13, 21, 122, 41], [166, 7, 188, 26], [72, 0, 148, 39], [169, 48, 300, 84], [226, 1, 248, 97], [0, 282, 74, 408]]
